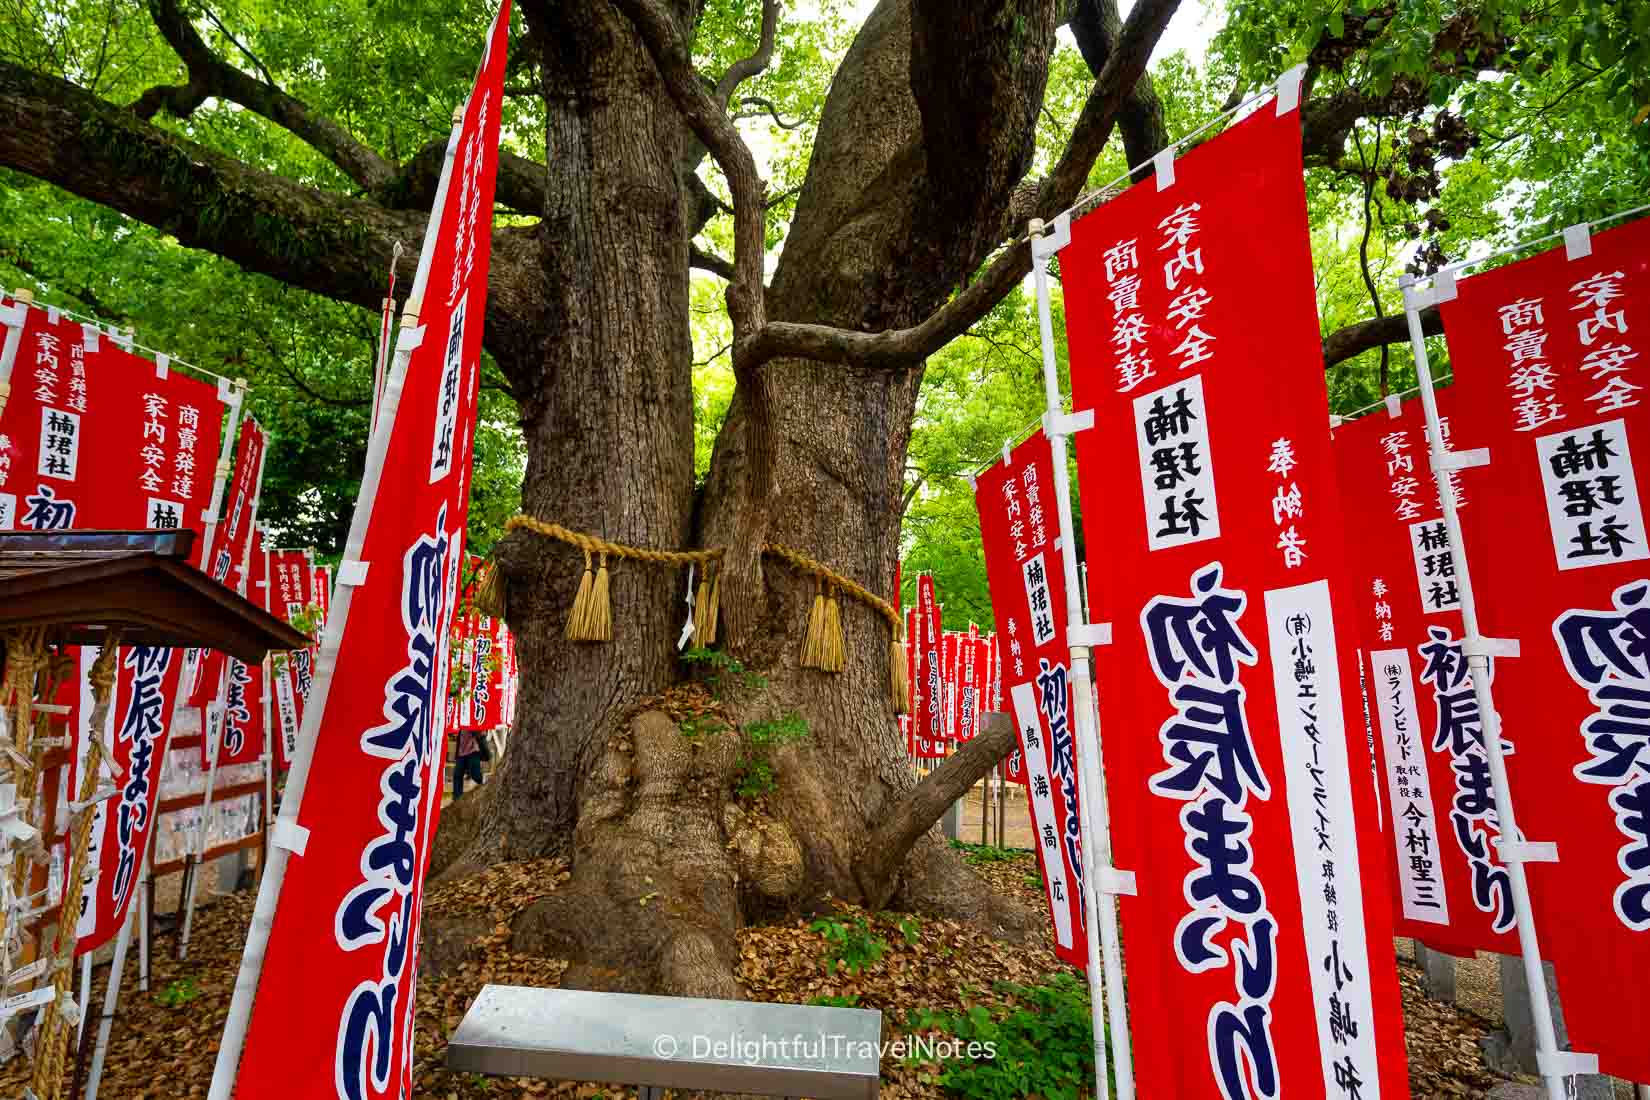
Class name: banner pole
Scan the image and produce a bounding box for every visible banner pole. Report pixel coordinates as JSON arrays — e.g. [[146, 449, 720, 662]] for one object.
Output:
[[206, 110, 465, 1100], [1400, 275, 1582, 1100], [1030, 214, 1134, 1100], [179, 438, 268, 960], [258, 530, 276, 875], [83, 839, 148, 1100]]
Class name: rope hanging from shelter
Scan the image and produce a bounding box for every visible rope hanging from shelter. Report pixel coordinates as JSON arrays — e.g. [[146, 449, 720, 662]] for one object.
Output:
[[480, 515, 909, 713]]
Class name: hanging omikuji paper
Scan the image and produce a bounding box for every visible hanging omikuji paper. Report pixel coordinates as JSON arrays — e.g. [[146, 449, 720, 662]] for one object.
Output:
[[0, 301, 228, 957], [1332, 395, 1516, 958], [974, 430, 1088, 966], [1062, 104, 1409, 1100], [913, 574, 946, 759], [229, 3, 507, 1094], [1439, 214, 1650, 1082]]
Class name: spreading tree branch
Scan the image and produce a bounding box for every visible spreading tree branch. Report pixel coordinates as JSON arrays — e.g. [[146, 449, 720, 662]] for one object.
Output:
[[854, 712, 1017, 909], [137, 0, 395, 191], [733, 94, 803, 130], [1323, 306, 1441, 368], [689, 243, 736, 281], [713, 0, 779, 109], [738, 0, 1181, 373]]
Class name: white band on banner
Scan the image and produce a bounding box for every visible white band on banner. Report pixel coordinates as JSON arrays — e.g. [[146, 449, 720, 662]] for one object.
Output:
[[1384, 394, 1402, 418], [396, 324, 427, 353], [80, 322, 100, 351], [44, 306, 59, 325], [1439, 447, 1491, 471], [1496, 839, 1559, 864], [217, 376, 235, 403], [1537, 1050, 1599, 1077], [1463, 635, 1519, 659], [1043, 408, 1095, 437], [1069, 622, 1112, 648], [271, 818, 310, 856], [1329, 414, 1344, 429], [154, 352, 170, 380], [337, 559, 370, 587], [965, 474, 976, 489], [1153, 148, 1176, 191], [1432, 266, 1459, 303], [1275, 63, 1306, 115], [1096, 867, 1138, 897], [1001, 439, 1012, 465], [1562, 223, 1593, 261]]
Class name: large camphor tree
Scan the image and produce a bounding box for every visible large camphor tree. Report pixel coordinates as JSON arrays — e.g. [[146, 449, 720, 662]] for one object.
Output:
[[2, 0, 1646, 997]]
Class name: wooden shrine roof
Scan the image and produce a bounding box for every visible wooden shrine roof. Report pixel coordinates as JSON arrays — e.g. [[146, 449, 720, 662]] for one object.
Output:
[[0, 529, 310, 661]]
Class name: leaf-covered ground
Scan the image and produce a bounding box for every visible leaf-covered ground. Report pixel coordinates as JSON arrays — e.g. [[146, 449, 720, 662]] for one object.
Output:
[[1, 849, 1525, 1098]]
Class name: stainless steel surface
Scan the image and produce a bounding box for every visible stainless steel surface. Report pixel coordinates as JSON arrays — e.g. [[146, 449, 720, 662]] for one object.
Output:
[[447, 985, 881, 1099]]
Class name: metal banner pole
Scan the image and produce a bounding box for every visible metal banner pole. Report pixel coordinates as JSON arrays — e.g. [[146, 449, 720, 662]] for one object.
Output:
[[1400, 273, 1593, 1100], [206, 107, 465, 1100], [1030, 213, 1135, 1100]]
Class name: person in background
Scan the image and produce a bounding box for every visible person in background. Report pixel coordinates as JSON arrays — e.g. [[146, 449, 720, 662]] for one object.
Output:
[[454, 727, 486, 799]]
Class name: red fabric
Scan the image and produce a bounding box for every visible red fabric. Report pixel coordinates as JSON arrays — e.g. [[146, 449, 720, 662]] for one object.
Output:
[[235, 6, 509, 1096], [973, 430, 1086, 966], [0, 301, 225, 958], [1332, 393, 1514, 958], [912, 575, 946, 758], [268, 549, 315, 770], [1064, 106, 1408, 1099], [189, 418, 267, 725], [1442, 214, 1650, 1082], [202, 527, 269, 769], [950, 633, 963, 745]]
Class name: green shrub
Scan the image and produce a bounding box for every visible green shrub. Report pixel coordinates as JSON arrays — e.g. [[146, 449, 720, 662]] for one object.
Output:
[[908, 973, 1102, 1100], [809, 916, 889, 976]]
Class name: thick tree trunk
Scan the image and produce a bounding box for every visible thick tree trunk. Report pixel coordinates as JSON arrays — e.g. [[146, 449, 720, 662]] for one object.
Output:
[[475, 0, 697, 866], [459, 0, 1053, 998]]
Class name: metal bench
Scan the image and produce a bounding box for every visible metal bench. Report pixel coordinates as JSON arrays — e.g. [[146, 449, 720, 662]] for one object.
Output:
[[447, 985, 881, 1099]]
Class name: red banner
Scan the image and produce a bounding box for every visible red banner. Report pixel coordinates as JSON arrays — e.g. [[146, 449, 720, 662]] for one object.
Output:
[[950, 633, 963, 745], [233, 4, 508, 1094], [913, 574, 946, 758], [1440, 214, 1650, 1081], [0, 301, 227, 957], [268, 549, 315, 770], [1332, 394, 1513, 958], [203, 527, 270, 769], [191, 418, 268, 723], [956, 623, 980, 742], [974, 430, 1086, 966], [1064, 105, 1408, 1099], [902, 606, 918, 755]]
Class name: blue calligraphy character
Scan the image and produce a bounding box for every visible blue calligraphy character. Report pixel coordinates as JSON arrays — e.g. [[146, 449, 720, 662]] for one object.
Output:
[[1576, 683, 1650, 782], [1210, 1002, 1278, 1100], [1183, 797, 1263, 917], [1150, 683, 1268, 803], [1142, 563, 1256, 686], [1612, 779, 1650, 929]]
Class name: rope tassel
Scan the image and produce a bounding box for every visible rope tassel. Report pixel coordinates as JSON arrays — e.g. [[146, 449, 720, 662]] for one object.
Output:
[[475, 561, 506, 619], [821, 586, 845, 673], [891, 620, 910, 715], [587, 553, 612, 642], [566, 548, 595, 641], [801, 579, 826, 669]]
